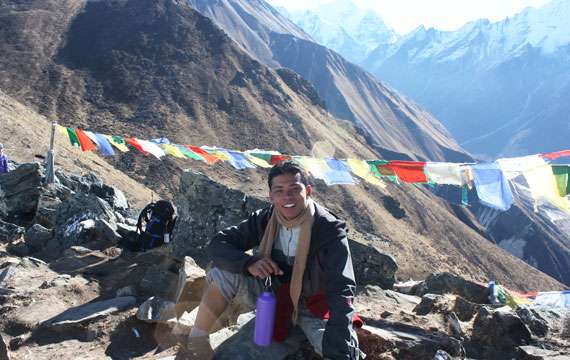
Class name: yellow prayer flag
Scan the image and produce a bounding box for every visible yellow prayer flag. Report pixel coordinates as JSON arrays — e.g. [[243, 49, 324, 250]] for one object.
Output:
[[346, 159, 386, 188], [163, 144, 185, 158], [105, 135, 129, 152]]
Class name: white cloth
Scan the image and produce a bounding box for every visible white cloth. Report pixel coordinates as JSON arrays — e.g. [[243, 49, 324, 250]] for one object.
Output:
[[498, 155, 569, 213], [425, 162, 464, 186], [534, 291, 570, 308], [83, 131, 101, 147], [136, 138, 166, 159]]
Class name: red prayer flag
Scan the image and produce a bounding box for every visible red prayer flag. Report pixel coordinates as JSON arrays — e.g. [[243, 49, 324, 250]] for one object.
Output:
[[125, 138, 147, 154], [188, 146, 220, 165], [270, 155, 291, 165], [386, 161, 428, 183], [541, 150, 570, 160], [75, 129, 96, 152]]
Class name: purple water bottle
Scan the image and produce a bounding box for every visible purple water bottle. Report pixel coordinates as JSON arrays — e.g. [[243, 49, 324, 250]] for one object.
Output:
[[254, 277, 276, 346]]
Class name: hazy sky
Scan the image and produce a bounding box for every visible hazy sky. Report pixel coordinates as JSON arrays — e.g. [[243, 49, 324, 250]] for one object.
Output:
[[266, 0, 552, 34]]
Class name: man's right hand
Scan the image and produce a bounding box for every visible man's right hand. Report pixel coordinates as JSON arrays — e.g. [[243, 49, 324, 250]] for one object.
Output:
[[247, 257, 283, 278]]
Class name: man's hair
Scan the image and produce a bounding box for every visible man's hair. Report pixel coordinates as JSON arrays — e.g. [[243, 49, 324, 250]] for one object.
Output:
[[268, 160, 309, 189]]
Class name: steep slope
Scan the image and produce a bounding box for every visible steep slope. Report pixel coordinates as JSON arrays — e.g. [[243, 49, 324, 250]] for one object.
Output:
[[362, 0, 570, 158], [0, 0, 366, 159], [0, 0, 566, 291], [188, 0, 471, 162]]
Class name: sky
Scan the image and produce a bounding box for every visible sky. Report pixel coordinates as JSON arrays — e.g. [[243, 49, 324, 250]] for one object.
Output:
[[266, 0, 552, 34]]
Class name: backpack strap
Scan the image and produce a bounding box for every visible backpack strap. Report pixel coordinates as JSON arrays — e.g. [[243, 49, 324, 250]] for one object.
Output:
[[136, 203, 154, 234]]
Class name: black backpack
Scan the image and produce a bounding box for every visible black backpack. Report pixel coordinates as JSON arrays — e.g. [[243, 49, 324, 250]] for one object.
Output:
[[136, 200, 177, 250]]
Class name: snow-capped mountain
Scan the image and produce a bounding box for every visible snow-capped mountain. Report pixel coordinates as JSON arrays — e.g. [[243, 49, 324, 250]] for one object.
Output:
[[362, 0, 570, 158], [277, 0, 398, 64]]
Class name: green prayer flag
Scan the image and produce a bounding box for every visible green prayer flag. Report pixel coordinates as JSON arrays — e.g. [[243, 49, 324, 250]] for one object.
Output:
[[177, 145, 205, 161], [66, 127, 81, 147], [552, 165, 570, 197], [112, 135, 126, 145]]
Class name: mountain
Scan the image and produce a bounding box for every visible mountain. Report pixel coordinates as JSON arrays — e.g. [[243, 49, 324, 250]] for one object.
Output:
[[277, 0, 399, 65], [187, 0, 471, 162], [361, 0, 570, 158]]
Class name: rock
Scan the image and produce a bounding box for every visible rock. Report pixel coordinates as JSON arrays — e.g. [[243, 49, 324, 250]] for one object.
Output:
[[518, 345, 569, 359], [452, 295, 479, 322], [45, 296, 136, 326], [175, 256, 206, 306], [472, 306, 531, 349], [516, 305, 549, 338], [411, 273, 489, 304], [139, 263, 178, 299], [0, 220, 24, 243], [33, 184, 71, 228], [137, 296, 177, 323], [356, 324, 463, 359], [350, 241, 398, 289], [0, 332, 9, 360], [116, 285, 136, 297], [52, 192, 117, 252], [433, 350, 453, 360], [172, 170, 267, 265], [446, 312, 463, 339], [24, 224, 53, 250], [414, 294, 445, 316], [6, 241, 30, 257], [0, 163, 43, 225]]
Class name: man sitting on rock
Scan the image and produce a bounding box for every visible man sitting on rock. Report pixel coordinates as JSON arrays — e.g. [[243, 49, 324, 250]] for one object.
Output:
[[179, 160, 360, 359]]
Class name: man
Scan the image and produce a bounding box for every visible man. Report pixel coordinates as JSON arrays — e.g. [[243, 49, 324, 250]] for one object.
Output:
[[0, 143, 8, 175], [180, 160, 360, 359]]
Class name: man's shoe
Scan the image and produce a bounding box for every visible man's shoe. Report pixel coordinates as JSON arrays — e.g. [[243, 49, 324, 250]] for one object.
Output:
[[176, 335, 214, 360]]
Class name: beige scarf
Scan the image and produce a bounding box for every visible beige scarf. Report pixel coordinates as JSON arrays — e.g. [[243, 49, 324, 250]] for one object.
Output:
[[258, 198, 315, 321]]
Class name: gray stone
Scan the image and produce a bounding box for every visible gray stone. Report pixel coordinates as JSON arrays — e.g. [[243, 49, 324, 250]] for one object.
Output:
[[414, 294, 445, 316], [516, 305, 549, 338], [52, 192, 117, 251], [0, 163, 43, 225], [24, 224, 53, 250], [356, 324, 463, 360], [116, 285, 136, 297], [0, 219, 24, 243], [518, 345, 568, 359], [172, 170, 267, 265], [433, 350, 453, 360], [350, 241, 398, 289], [0, 332, 8, 360], [411, 272, 489, 304], [45, 296, 136, 326], [175, 256, 206, 304], [33, 184, 71, 228], [139, 264, 178, 299], [6, 241, 30, 257], [472, 306, 532, 349], [136, 296, 177, 323]]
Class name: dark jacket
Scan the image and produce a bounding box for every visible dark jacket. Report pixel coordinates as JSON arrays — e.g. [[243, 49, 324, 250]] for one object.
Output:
[[208, 202, 359, 359]]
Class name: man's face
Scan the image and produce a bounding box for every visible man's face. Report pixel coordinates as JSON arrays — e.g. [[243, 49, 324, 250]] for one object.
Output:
[[269, 172, 312, 220]]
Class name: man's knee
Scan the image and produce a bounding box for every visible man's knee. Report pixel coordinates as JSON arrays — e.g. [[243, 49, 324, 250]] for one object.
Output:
[[206, 267, 243, 302]]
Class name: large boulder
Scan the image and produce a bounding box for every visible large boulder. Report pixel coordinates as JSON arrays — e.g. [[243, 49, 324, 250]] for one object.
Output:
[[350, 241, 398, 289], [172, 170, 266, 265], [0, 219, 24, 243], [411, 272, 489, 304], [472, 306, 532, 349], [56, 171, 129, 213], [0, 163, 43, 225], [24, 224, 53, 251], [51, 192, 119, 252]]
